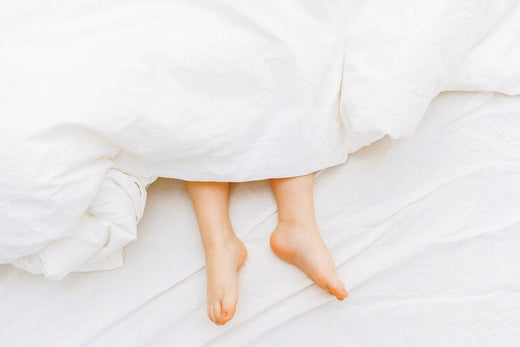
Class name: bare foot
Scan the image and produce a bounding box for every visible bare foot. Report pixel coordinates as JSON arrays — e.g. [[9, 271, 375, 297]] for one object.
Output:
[[204, 232, 247, 325], [270, 220, 348, 300]]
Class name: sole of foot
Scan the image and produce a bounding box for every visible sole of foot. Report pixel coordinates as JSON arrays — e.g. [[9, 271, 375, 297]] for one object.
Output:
[[270, 221, 348, 301]]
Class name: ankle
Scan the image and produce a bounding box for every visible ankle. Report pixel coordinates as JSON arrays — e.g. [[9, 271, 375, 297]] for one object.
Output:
[[204, 236, 248, 269], [202, 230, 238, 251]]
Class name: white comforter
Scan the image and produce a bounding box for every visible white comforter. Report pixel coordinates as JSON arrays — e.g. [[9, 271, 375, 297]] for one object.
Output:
[[1, 0, 519, 280]]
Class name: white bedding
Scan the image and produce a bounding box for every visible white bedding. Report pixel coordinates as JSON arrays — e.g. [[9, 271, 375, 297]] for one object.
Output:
[[1, 0, 519, 280], [1, 91, 519, 346]]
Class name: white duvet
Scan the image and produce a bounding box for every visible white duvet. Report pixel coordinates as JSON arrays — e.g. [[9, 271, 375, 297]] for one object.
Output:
[[1, 0, 519, 280]]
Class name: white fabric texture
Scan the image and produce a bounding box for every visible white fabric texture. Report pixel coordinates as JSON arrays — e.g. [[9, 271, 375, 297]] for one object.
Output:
[[339, 0, 520, 152], [1, 91, 519, 346], [0, 0, 519, 279]]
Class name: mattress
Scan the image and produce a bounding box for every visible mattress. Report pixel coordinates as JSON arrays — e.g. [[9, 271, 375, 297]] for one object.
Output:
[[1, 91, 519, 346]]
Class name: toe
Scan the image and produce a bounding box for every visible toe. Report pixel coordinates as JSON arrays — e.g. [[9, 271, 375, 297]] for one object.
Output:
[[208, 304, 217, 325], [213, 301, 223, 325], [219, 293, 237, 324], [334, 288, 349, 300], [329, 279, 348, 300]]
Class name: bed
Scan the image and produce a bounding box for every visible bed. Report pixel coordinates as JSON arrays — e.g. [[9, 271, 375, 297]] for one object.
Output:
[[1, 0, 520, 345], [1, 91, 519, 346]]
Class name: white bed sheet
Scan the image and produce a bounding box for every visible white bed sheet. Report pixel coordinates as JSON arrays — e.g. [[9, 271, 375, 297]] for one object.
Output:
[[1, 91, 519, 346]]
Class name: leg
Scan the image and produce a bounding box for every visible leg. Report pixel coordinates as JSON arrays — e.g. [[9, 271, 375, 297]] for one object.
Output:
[[269, 173, 348, 300], [185, 181, 247, 325]]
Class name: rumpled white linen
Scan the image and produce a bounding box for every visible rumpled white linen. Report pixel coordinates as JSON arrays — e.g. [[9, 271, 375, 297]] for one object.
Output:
[[1, 91, 518, 346], [0, 0, 519, 280]]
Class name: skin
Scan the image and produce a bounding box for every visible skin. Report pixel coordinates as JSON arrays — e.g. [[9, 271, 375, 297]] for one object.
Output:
[[185, 172, 348, 326]]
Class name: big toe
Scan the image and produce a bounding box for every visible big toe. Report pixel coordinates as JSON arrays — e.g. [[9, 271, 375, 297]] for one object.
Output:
[[218, 293, 237, 324], [327, 279, 348, 300], [211, 301, 223, 325]]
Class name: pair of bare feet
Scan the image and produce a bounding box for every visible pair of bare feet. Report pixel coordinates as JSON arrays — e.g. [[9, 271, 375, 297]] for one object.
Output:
[[186, 174, 348, 326], [204, 220, 348, 326]]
